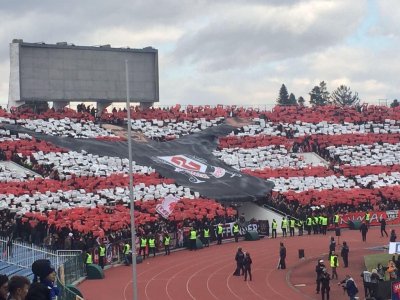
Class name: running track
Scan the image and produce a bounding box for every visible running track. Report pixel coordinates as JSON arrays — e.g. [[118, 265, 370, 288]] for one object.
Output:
[[79, 227, 389, 299]]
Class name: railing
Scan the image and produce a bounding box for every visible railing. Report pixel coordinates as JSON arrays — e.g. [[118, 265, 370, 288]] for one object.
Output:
[[57, 253, 85, 300]]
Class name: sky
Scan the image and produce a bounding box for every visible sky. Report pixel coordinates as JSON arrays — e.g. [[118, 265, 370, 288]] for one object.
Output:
[[0, 0, 399, 108]]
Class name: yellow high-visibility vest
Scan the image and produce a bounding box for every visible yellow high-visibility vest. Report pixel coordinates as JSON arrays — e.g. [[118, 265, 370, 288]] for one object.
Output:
[[272, 221, 277, 229], [99, 246, 106, 257], [334, 215, 339, 223], [306, 217, 312, 225], [123, 243, 130, 254], [204, 229, 210, 237], [233, 224, 239, 233], [140, 238, 147, 247], [365, 213, 370, 221], [217, 225, 223, 234], [164, 236, 170, 246], [86, 253, 93, 264], [148, 238, 156, 248], [281, 220, 287, 228], [290, 220, 295, 228], [330, 255, 339, 267], [190, 230, 197, 240]]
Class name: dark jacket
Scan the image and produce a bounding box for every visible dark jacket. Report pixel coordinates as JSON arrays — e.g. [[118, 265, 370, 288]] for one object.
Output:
[[279, 246, 286, 258], [26, 282, 51, 300], [235, 251, 244, 264], [315, 263, 325, 279], [341, 245, 349, 257], [243, 257, 252, 269]]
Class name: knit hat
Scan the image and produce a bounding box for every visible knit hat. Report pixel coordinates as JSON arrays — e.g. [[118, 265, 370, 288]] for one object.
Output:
[[32, 259, 55, 280], [0, 274, 8, 287]]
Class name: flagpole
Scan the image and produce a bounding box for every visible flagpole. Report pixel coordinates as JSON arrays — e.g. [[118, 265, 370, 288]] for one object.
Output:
[[125, 60, 138, 300]]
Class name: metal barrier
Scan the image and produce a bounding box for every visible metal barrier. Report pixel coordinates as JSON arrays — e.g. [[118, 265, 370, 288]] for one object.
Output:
[[57, 253, 85, 300]]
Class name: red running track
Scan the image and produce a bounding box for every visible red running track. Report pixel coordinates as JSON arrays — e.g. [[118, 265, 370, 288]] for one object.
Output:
[[79, 226, 389, 300]]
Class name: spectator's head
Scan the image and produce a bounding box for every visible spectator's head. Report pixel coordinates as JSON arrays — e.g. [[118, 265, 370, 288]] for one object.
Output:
[[8, 276, 30, 300], [0, 274, 8, 300], [343, 241, 347, 246], [319, 259, 324, 265], [31, 260, 56, 283]]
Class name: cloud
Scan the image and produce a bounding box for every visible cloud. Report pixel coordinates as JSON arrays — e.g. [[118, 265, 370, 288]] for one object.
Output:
[[173, 0, 366, 71]]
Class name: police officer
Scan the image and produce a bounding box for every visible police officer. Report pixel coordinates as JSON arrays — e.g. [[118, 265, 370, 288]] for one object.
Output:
[[139, 235, 147, 260], [189, 227, 197, 250], [123, 242, 131, 265], [289, 218, 295, 237], [233, 223, 240, 242], [163, 233, 171, 255], [98, 242, 106, 269], [217, 223, 223, 245], [281, 217, 288, 237], [203, 226, 210, 247], [272, 219, 277, 238], [148, 235, 157, 257]]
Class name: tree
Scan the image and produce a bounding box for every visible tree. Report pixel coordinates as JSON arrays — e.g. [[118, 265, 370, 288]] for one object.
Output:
[[331, 85, 360, 107], [277, 84, 290, 106], [288, 93, 297, 105], [297, 96, 305, 107], [309, 81, 330, 106], [390, 99, 399, 108]]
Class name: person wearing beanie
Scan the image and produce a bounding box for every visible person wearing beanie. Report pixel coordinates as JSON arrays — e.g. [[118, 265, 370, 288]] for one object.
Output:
[[7, 276, 30, 300], [0, 275, 8, 300], [26, 260, 59, 300]]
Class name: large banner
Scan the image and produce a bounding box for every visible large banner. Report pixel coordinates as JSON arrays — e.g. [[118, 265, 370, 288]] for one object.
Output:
[[213, 221, 258, 238], [335, 210, 400, 228]]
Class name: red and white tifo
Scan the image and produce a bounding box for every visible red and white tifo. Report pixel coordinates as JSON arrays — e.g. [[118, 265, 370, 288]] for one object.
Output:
[[1, 104, 400, 233]]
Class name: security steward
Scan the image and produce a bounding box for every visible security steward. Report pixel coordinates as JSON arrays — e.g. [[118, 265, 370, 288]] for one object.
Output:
[[123, 242, 131, 265], [313, 215, 319, 234], [189, 227, 197, 250], [306, 216, 312, 235], [203, 226, 210, 247], [271, 219, 277, 238], [217, 223, 223, 245], [281, 217, 288, 237], [365, 211, 370, 227], [297, 219, 304, 236], [163, 233, 171, 255], [233, 223, 240, 242], [334, 213, 340, 227], [139, 235, 147, 260], [148, 235, 157, 257], [85, 250, 93, 273], [289, 218, 296, 237], [330, 251, 339, 279], [98, 242, 106, 269]]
